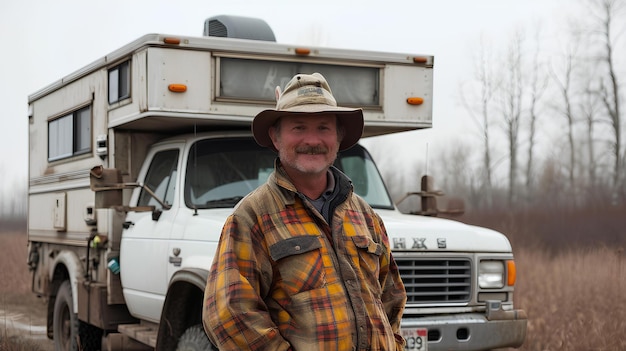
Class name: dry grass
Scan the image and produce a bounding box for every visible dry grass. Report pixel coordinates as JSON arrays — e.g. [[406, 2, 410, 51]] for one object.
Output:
[[2, 205, 625, 350], [515, 247, 625, 350], [460, 204, 626, 350], [0, 232, 31, 295], [0, 232, 51, 351], [0, 336, 48, 351]]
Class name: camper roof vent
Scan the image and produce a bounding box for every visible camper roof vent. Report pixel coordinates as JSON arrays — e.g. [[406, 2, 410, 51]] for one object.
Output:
[[203, 15, 276, 42]]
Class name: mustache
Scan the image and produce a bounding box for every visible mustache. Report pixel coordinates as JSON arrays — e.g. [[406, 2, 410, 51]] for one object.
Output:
[[295, 145, 328, 154]]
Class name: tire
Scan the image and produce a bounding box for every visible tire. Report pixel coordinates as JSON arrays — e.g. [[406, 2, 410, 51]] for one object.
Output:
[[53, 280, 103, 351], [176, 324, 217, 351]]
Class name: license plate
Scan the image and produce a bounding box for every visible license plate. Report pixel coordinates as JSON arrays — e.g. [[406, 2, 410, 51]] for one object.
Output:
[[401, 327, 428, 351]]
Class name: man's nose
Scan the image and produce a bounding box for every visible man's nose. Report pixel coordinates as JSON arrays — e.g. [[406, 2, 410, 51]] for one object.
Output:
[[301, 129, 324, 144]]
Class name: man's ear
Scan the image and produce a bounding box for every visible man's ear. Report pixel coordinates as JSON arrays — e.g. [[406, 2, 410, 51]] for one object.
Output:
[[268, 126, 280, 150]]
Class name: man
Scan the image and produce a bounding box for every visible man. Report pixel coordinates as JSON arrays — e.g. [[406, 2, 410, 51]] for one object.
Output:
[[203, 73, 406, 351]]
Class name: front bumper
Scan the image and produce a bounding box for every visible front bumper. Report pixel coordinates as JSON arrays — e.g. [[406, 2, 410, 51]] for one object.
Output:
[[401, 309, 527, 351]]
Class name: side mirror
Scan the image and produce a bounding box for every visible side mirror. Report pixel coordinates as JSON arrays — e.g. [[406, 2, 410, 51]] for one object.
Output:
[[396, 175, 465, 216], [89, 165, 170, 211], [438, 197, 465, 216]]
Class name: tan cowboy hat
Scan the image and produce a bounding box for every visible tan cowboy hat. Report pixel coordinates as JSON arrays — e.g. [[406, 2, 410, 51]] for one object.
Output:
[[252, 72, 364, 151]]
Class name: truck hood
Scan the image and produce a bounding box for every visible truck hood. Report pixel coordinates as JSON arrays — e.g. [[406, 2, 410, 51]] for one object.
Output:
[[375, 209, 512, 253], [192, 208, 511, 253]]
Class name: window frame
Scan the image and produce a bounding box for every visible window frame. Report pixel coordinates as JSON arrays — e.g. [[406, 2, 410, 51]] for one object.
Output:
[[108, 60, 131, 104], [47, 104, 92, 162], [137, 148, 180, 210], [215, 55, 382, 108]]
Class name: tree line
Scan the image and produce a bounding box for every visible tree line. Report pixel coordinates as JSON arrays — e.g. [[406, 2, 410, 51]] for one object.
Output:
[[398, 0, 625, 211]]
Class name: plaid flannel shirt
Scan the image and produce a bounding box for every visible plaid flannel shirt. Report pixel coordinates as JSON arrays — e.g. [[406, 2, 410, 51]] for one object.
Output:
[[204, 164, 406, 351]]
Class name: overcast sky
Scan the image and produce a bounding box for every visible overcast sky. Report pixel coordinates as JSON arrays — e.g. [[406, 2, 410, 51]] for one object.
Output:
[[0, 0, 572, 198]]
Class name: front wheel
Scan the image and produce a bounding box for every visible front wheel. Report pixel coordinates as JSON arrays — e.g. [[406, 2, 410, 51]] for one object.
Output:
[[176, 324, 217, 351], [53, 280, 102, 350]]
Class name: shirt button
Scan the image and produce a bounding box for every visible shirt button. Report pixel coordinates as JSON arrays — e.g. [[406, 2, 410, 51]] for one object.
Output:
[[294, 245, 301, 251]]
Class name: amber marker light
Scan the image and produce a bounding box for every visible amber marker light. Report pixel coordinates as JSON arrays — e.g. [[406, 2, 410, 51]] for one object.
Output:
[[168, 84, 187, 93], [507, 260, 517, 286], [406, 97, 424, 105], [413, 56, 428, 64], [163, 37, 181, 45], [294, 47, 311, 56]]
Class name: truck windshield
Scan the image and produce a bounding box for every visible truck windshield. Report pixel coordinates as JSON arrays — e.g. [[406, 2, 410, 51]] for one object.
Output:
[[184, 137, 394, 209]]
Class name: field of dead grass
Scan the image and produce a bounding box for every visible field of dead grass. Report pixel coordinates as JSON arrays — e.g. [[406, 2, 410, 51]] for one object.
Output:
[[1, 204, 625, 350], [0, 231, 51, 351], [461, 204, 626, 350], [0, 232, 31, 295], [514, 246, 625, 350]]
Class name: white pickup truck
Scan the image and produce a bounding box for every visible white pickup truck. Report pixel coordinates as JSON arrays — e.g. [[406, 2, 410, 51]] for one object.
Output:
[[27, 15, 526, 351]]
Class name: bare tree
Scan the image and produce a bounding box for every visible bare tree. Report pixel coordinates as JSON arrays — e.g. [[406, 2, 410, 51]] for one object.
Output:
[[525, 23, 549, 202], [433, 141, 472, 198], [587, 0, 625, 202], [460, 35, 498, 207], [549, 34, 581, 195], [581, 79, 601, 191], [576, 42, 609, 203], [450, 0, 624, 209], [497, 29, 525, 205], [551, 53, 577, 186]]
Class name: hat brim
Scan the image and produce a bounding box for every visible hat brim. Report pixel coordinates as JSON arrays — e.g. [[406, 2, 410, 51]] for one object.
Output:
[[252, 105, 364, 152]]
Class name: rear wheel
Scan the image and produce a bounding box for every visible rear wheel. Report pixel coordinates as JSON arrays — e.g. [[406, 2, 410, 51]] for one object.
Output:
[[53, 280, 102, 350], [176, 324, 217, 351]]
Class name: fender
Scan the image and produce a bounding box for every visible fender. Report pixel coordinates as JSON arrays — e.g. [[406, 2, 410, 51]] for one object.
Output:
[[169, 267, 210, 289], [156, 268, 210, 350], [49, 249, 85, 312]]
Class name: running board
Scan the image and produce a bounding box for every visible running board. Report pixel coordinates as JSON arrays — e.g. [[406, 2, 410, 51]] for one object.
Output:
[[118, 322, 158, 348]]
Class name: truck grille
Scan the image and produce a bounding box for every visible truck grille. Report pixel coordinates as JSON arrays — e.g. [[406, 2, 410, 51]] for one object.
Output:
[[396, 257, 471, 304]]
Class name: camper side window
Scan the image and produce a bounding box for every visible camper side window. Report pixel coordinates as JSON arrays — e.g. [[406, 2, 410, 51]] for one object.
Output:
[[48, 105, 91, 161], [108, 60, 131, 104]]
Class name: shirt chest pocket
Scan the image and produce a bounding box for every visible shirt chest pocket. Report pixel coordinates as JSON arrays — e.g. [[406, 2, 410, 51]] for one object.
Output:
[[351, 235, 383, 286], [269, 236, 327, 295]]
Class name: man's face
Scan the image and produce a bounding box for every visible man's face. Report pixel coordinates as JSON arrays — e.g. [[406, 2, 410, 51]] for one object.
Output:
[[269, 114, 341, 177]]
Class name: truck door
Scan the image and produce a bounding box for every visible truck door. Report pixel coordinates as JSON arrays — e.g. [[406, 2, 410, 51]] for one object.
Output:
[[166, 136, 277, 284], [120, 142, 183, 323]]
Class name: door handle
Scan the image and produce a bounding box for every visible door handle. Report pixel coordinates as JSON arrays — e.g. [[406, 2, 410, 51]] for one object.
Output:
[[169, 247, 182, 267]]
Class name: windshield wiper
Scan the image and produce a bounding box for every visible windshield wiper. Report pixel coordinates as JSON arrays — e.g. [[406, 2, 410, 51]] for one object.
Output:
[[204, 196, 244, 208]]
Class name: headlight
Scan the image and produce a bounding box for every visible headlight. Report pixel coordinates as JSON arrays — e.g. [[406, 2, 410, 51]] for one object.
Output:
[[479, 260, 504, 288]]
